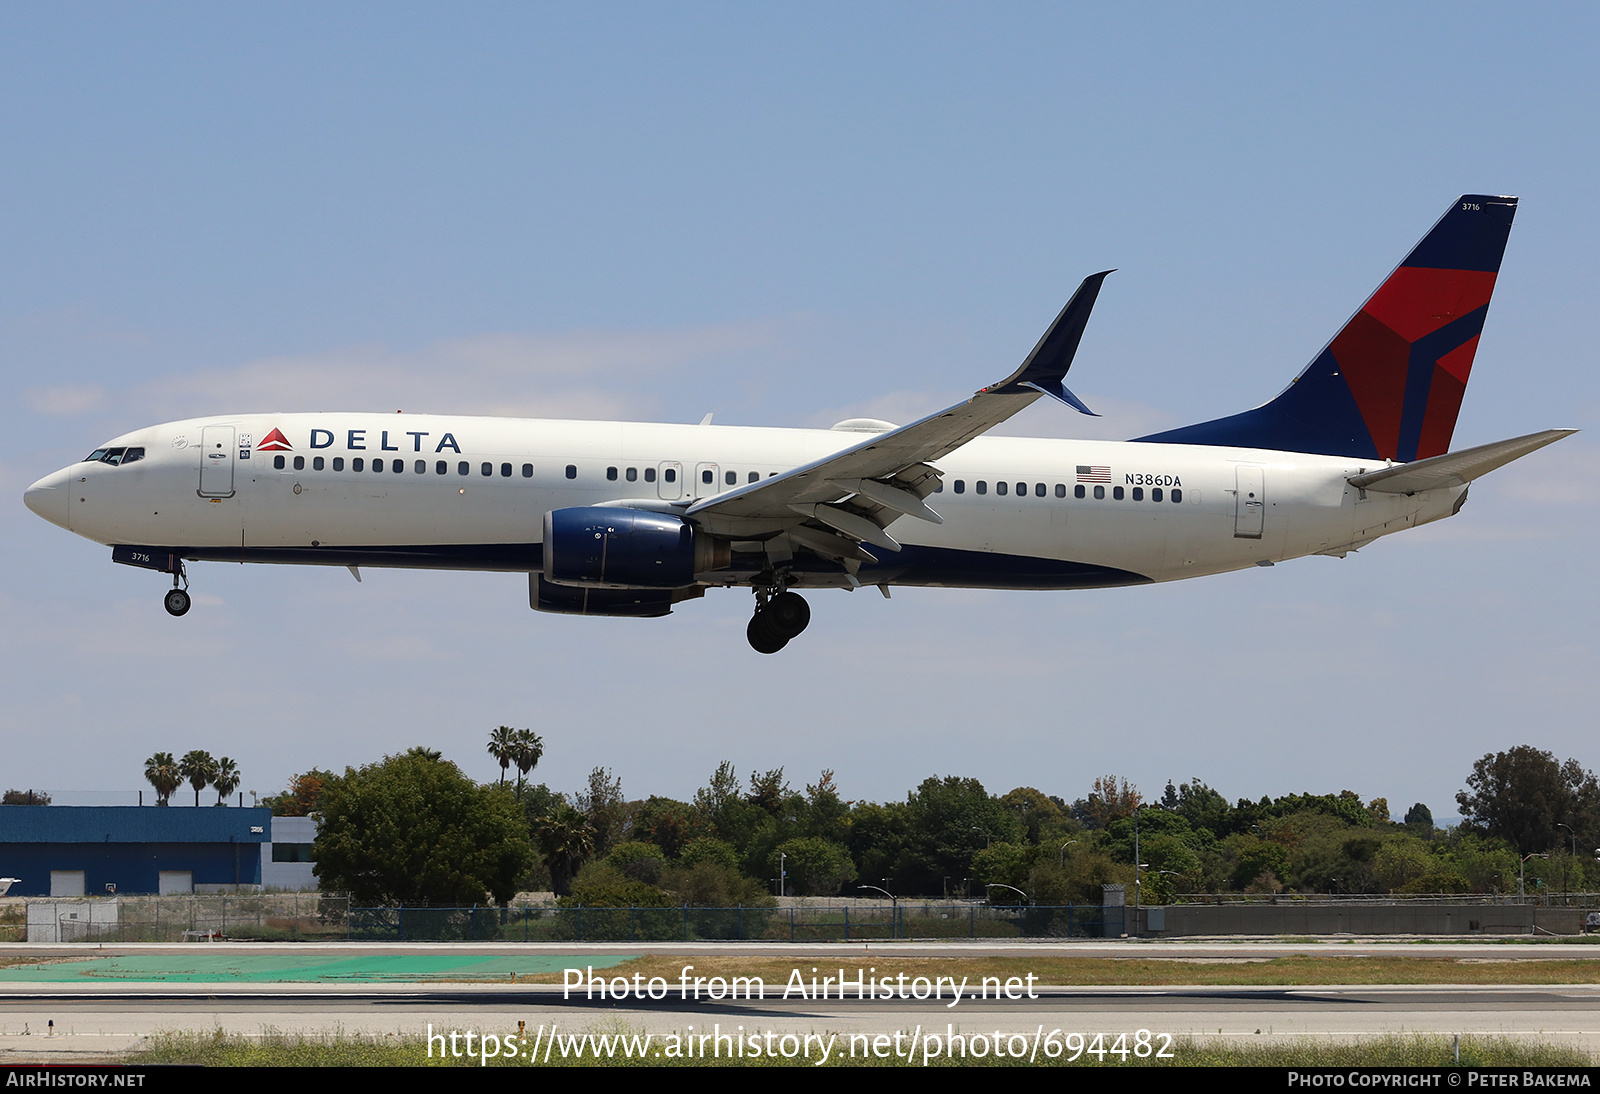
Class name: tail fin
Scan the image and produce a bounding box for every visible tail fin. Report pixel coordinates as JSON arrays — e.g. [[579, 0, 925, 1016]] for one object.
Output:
[[1138, 195, 1517, 461]]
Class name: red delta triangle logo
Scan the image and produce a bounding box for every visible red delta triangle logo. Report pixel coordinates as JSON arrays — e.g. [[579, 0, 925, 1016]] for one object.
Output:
[[256, 428, 293, 452]]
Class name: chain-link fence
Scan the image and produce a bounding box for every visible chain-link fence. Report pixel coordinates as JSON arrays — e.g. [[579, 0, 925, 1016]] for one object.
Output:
[[12, 896, 1112, 942]]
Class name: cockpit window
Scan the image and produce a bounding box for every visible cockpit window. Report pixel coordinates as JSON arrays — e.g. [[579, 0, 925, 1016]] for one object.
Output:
[[81, 447, 143, 466]]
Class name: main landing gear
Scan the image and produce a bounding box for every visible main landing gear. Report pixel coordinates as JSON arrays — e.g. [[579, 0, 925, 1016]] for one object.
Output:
[[747, 586, 811, 654], [163, 561, 191, 617]]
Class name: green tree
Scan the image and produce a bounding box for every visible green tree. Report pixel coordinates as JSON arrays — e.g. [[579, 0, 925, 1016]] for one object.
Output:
[[313, 750, 532, 905], [772, 836, 856, 896], [263, 769, 335, 817], [179, 750, 218, 807], [532, 800, 595, 897], [511, 729, 544, 798], [212, 758, 240, 806], [486, 726, 516, 787], [144, 752, 180, 807], [1456, 746, 1600, 853]]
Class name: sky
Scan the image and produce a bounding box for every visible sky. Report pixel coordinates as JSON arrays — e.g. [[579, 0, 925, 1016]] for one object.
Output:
[[3, 4, 1597, 820]]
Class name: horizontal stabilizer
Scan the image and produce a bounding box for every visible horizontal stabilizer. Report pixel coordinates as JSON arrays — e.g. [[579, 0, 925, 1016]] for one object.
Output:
[[1347, 429, 1576, 494]]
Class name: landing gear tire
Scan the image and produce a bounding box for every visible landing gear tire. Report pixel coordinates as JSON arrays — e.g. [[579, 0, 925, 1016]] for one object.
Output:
[[766, 591, 811, 638], [163, 588, 191, 617], [747, 613, 787, 654]]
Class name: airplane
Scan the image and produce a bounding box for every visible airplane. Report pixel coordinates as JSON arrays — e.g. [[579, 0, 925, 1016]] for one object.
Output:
[[24, 194, 1573, 654]]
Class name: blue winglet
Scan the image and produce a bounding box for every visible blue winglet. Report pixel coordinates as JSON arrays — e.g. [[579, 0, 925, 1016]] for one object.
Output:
[[989, 270, 1113, 416]]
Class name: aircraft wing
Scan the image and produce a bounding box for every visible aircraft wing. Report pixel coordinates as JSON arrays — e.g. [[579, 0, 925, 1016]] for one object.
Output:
[[685, 271, 1112, 554]]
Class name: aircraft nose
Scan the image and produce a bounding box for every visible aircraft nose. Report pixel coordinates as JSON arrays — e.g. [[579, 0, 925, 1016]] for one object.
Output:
[[24, 470, 71, 530]]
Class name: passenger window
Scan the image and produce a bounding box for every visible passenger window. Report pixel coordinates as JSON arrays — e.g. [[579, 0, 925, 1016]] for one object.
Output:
[[1152, 487, 1163, 502], [522, 464, 534, 478], [954, 480, 965, 494], [1035, 482, 1045, 497], [1093, 485, 1104, 499], [293, 456, 305, 471], [435, 461, 446, 475], [976, 481, 987, 495], [500, 463, 512, 477], [665, 468, 676, 483], [996, 481, 1008, 496], [333, 457, 345, 471], [1132, 487, 1143, 501], [458, 461, 469, 475], [702, 469, 714, 484], [1055, 484, 1066, 498], [1171, 488, 1183, 503], [1074, 484, 1085, 498], [314, 457, 325, 471], [274, 455, 286, 470], [1017, 482, 1026, 496], [933, 481, 943, 493], [644, 467, 657, 483], [352, 458, 364, 472], [415, 460, 426, 474], [1113, 486, 1124, 500], [626, 467, 638, 482], [565, 464, 577, 479], [481, 462, 492, 477], [373, 459, 384, 473], [725, 470, 736, 485], [748, 471, 759, 483], [607, 467, 618, 481]]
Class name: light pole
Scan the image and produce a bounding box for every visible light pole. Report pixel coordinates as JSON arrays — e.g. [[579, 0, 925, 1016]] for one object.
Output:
[[1557, 824, 1575, 902], [986, 883, 1030, 905], [1519, 852, 1548, 900], [858, 885, 898, 940], [1059, 841, 1078, 867]]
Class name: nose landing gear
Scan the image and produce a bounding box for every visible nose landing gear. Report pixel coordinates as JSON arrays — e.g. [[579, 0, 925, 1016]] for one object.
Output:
[[747, 586, 810, 654], [163, 561, 191, 617]]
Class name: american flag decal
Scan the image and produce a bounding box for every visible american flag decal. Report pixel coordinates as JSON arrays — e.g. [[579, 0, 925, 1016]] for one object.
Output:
[[1076, 465, 1111, 483]]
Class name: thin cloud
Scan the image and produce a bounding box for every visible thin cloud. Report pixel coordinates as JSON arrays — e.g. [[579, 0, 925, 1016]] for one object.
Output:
[[42, 320, 789, 425]]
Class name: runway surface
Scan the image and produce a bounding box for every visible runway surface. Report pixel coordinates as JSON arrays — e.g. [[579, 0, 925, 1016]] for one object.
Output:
[[0, 940, 1594, 1063]]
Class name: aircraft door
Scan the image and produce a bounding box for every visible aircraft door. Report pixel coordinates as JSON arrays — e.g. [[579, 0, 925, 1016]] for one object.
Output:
[[198, 426, 236, 498], [1234, 464, 1264, 539], [656, 462, 683, 500], [694, 462, 720, 499]]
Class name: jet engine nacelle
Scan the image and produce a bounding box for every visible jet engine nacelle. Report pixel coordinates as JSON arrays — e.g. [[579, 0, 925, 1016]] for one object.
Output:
[[542, 506, 726, 589], [530, 574, 678, 617]]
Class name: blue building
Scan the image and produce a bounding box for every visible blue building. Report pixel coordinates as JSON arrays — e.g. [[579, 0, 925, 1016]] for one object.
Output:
[[0, 806, 271, 896]]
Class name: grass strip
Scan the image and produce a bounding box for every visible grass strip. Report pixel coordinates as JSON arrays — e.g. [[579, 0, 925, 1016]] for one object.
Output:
[[126, 1028, 1594, 1067]]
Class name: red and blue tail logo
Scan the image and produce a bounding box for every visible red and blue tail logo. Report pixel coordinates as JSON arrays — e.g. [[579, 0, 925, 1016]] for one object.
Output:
[[1139, 195, 1517, 462]]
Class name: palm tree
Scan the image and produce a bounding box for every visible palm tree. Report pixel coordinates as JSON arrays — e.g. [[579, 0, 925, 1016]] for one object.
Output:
[[486, 726, 516, 787], [179, 750, 219, 807], [405, 746, 443, 761], [213, 758, 240, 806], [512, 729, 544, 799], [143, 752, 180, 807]]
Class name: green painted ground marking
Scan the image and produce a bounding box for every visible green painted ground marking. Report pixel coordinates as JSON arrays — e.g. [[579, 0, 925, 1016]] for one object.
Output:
[[0, 953, 635, 983]]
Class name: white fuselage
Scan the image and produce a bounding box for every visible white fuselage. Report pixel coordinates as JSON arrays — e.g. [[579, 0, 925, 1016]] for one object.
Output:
[[26, 412, 1461, 591]]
